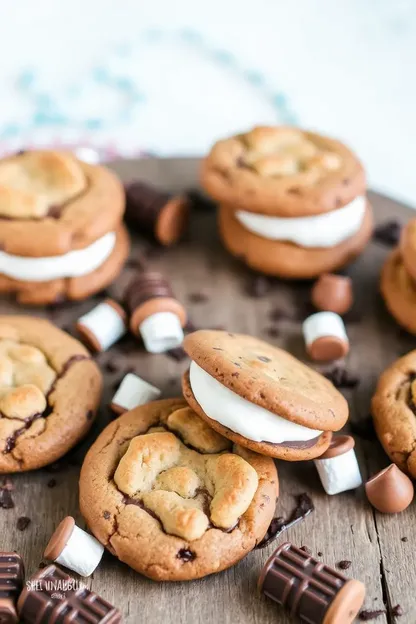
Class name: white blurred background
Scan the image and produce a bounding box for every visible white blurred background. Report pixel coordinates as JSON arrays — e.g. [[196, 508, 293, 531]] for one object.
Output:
[[0, 0, 415, 204]]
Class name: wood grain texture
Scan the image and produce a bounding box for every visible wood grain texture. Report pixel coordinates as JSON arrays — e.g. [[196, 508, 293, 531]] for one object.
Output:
[[0, 158, 415, 623]]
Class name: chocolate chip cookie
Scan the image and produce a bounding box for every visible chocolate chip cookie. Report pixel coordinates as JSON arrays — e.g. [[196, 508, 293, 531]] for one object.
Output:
[[372, 350, 416, 478], [182, 330, 348, 460], [380, 249, 416, 335], [0, 150, 129, 304], [0, 316, 102, 472], [79, 399, 278, 581]]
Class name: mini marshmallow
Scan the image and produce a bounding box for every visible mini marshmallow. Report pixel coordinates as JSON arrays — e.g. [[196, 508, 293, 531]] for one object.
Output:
[[44, 516, 104, 577], [314, 435, 362, 495], [139, 311, 184, 354], [74, 147, 101, 164], [303, 311, 349, 361], [111, 372, 161, 415], [76, 299, 127, 352]]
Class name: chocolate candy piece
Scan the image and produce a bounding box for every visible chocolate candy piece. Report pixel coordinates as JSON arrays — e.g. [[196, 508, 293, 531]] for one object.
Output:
[[18, 564, 121, 623], [311, 274, 353, 315], [258, 542, 365, 624], [125, 272, 187, 353], [365, 464, 414, 513], [0, 552, 24, 623], [125, 181, 189, 246]]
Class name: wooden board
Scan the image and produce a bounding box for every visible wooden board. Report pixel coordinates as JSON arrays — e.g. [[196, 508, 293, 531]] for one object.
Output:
[[0, 157, 415, 624]]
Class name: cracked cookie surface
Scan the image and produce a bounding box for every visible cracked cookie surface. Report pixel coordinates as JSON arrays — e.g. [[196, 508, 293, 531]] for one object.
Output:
[[201, 126, 366, 216], [0, 316, 102, 472], [372, 350, 416, 478], [79, 399, 278, 581]]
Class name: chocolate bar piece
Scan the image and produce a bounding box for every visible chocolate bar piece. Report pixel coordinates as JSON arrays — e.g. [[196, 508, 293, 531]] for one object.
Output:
[[258, 542, 365, 624], [18, 564, 121, 623], [0, 552, 24, 623]]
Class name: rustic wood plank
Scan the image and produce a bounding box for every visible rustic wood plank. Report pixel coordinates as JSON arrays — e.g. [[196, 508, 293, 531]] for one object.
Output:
[[0, 159, 414, 623]]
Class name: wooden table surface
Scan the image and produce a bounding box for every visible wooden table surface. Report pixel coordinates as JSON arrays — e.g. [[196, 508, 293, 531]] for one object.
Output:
[[0, 158, 415, 624]]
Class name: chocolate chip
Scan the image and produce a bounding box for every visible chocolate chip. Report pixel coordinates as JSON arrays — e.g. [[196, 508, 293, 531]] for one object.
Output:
[[324, 366, 359, 389], [359, 609, 386, 621], [401, 536, 408, 542], [246, 275, 271, 298], [373, 220, 402, 246], [392, 605, 404, 617], [103, 511, 111, 520], [47, 479, 57, 488], [166, 347, 188, 362], [187, 292, 208, 304], [258, 356, 272, 363], [0, 479, 14, 509], [300, 546, 312, 555], [38, 562, 47, 569], [17, 516, 31, 531], [317, 551, 323, 557], [337, 560, 352, 570], [256, 493, 314, 549], [292, 493, 314, 519], [177, 549, 196, 562], [231, 372, 239, 378]]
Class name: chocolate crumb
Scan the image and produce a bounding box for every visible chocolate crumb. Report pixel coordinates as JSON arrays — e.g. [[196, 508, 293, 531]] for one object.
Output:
[[17, 516, 31, 531], [177, 548, 196, 562], [188, 292, 208, 304], [324, 366, 359, 389], [337, 560, 352, 570], [300, 546, 312, 555], [166, 347, 188, 362], [373, 220, 402, 246], [38, 562, 47, 569], [359, 609, 386, 621], [0, 479, 14, 509], [247, 275, 271, 298], [401, 537, 408, 542], [47, 478, 57, 488], [317, 551, 323, 557], [391, 605, 404, 617], [264, 326, 280, 338], [103, 511, 111, 520], [257, 493, 314, 549]]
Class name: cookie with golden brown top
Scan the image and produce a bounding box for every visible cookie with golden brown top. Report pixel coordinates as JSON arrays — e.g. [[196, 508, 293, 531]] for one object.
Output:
[[181, 330, 348, 460], [218, 201, 373, 279], [201, 126, 366, 217], [380, 249, 416, 335], [372, 350, 416, 479], [79, 399, 278, 581], [0, 150, 129, 304], [0, 316, 102, 472]]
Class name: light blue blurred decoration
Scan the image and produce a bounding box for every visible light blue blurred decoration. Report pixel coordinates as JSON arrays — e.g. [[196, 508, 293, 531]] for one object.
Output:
[[1, 28, 296, 141]]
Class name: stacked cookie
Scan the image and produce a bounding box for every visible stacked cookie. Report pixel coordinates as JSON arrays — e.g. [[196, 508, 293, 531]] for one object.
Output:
[[381, 219, 416, 334], [0, 150, 129, 304], [202, 126, 373, 278]]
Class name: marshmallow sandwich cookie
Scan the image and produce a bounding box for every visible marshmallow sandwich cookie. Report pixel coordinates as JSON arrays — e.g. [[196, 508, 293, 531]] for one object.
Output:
[[202, 126, 373, 278], [80, 399, 278, 581], [0, 150, 129, 304], [182, 330, 348, 460]]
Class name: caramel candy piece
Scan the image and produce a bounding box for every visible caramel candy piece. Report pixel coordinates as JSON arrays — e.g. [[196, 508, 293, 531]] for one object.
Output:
[[312, 274, 353, 315], [258, 542, 365, 624], [125, 181, 189, 246], [365, 464, 414, 513], [0, 552, 24, 623]]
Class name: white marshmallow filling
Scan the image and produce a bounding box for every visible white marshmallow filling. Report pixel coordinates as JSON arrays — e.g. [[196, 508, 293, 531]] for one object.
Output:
[[189, 361, 322, 444], [0, 231, 116, 281], [235, 195, 366, 248]]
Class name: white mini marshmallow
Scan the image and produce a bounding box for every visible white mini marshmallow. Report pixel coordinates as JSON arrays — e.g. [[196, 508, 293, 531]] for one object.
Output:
[[74, 147, 101, 164], [302, 311, 348, 348], [55, 524, 104, 577], [111, 372, 161, 414], [139, 311, 184, 354], [235, 196, 366, 248], [314, 436, 362, 495], [77, 300, 126, 352]]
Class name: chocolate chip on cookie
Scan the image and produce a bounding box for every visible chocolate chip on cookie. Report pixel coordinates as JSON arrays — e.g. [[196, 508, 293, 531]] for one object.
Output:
[[79, 399, 278, 581], [181, 330, 348, 460]]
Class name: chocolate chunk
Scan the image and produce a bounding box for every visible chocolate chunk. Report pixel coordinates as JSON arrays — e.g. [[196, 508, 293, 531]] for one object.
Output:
[[337, 560, 352, 570], [177, 549, 196, 562], [401, 536, 408, 542], [17, 564, 121, 623], [257, 493, 314, 549], [246, 275, 271, 298], [373, 220, 402, 246], [358, 609, 386, 621], [16, 516, 31, 531], [317, 551, 323, 557], [324, 366, 359, 389], [300, 545, 312, 555], [47, 479, 57, 488], [0, 479, 14, 509]]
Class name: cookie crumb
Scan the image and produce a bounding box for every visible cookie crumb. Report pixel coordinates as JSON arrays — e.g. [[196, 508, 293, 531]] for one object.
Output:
[[359, 609, 386, 621], [337, 560, 352, 570], [373, 220, 402, 246], [177, 549, 196, 562], [47, 479, 57, 488], [17, 516, 31, 531]]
